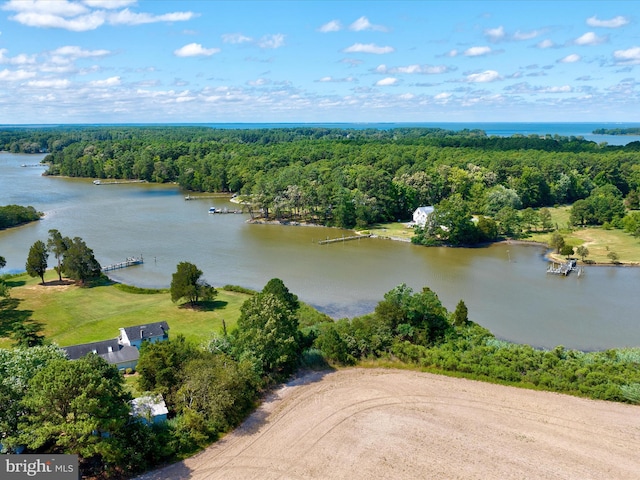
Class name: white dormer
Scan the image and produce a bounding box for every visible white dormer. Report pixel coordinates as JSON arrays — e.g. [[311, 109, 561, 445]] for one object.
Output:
[[119, 327, 131, 346]]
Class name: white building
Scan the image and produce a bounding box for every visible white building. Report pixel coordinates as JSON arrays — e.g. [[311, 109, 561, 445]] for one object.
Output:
[[412, 206, 434, 227]]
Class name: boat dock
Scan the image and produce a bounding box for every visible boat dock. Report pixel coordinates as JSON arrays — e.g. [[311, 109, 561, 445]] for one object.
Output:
[[547, 259, 580, 276], [102, 256, 143, 272], [208, 207, 243, 214], [318, 234, 371, 245], [93, 179, 147, 185]]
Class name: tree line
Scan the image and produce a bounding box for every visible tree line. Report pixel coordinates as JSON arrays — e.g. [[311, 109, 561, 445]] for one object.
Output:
[[0, 205, 41, 230], [11, 126, 637, 232]]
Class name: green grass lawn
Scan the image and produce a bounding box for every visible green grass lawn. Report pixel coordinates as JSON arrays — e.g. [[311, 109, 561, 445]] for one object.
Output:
[[0, 270, 250, 350]]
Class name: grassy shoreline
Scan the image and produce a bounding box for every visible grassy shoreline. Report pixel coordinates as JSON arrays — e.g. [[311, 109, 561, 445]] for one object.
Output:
[[0, 270, 250, 349]]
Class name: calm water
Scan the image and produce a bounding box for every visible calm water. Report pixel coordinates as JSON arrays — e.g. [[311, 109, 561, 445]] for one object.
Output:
[[1, 152, 639, 351]]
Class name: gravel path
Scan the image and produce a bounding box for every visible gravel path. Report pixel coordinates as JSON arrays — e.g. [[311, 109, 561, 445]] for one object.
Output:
[[137, 368, 640, 480]]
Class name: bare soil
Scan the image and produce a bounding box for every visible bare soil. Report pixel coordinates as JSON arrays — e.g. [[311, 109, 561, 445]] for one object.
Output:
[[137, 368, 640, 480]]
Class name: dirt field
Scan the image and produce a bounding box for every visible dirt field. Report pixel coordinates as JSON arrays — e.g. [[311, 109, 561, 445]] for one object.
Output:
[[137, 368, 640, 480]]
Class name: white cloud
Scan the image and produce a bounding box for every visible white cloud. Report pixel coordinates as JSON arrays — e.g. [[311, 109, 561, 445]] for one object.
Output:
[[376, 63, 451, 75], [586, 15, 629, 28], [446, 49, 458, 57], [0, 68, 36, 81], [434, 92, 451, 100], [574, 32, 607, 46], [376, 77, 398, 86], [318, 20, 342, 32], [2, 0, 88, 16], [174, 43, 220, 57], [222, 33, 253, 44], [537, 39, 555, 49], [247, 78, 270, 86], [257, 34, 285, 49], [559, 54, 581, 63], [90, 76, 121, 87], [108, 8, 196, 26], [464, 46, 491, 57], [52, 46, 110, 58], [349, 16, 387, 32], [513, 29, 544, 41], [27, 79, 71, 88], [343, 43, 394, 54], [83, 0, 137, 9], [613, 46, 640, 65], [317, 76, 356, 83], [485, 26, 505, 42], [2, 0, 195, 31], [466, 70, 500, 83]]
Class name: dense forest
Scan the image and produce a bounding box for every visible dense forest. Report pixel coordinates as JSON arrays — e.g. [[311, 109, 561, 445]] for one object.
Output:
[[4, 126, 640, 240], [0, 205, 41, 230], [593, 127, 640, 136]]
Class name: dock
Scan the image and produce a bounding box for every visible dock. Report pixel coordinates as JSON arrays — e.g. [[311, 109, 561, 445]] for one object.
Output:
[[102, 256, 143, 272], [208, 207, 243, 214], [546, 259, 580, 276], [93, 179, 147, 185], [318, 234, 371, 245], [186, 194, 233, 200]]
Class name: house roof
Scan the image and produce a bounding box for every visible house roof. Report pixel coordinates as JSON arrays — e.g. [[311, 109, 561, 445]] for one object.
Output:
[[414, 206, 434, 215], [122, 321, 169, 340], [131, 394, 169, 418], [62, 339, 139, 365]]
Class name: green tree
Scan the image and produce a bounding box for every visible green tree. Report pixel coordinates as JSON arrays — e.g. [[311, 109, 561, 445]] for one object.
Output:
[[47, 229, 69, 282], [0, 255, 5, 269], [170, 261, 216, 305], [549, 232, 565, 254], [607, 251, 620, 264], [136, 335, 198, 412], [234, 292, 301, 378], [61, 237, 101, 284], [25, 240, 48, 284], [539, 208, 553, 231], [495, 206, 522, 237], [576, 245, 589, 262], [175, 353, 259, 437], [16, 355, 131, 473], [261, 277, 299, 311], [0, 346, 66, 452], [431, 194, 479, 245], [560, 244, 574, 258], [451, 300, 469, 327]]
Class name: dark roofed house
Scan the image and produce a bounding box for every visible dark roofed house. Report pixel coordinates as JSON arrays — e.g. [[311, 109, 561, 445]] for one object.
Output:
[[63, 339, 139, 371], [62, 321, 170, 371], [119, 321, 169, 349]]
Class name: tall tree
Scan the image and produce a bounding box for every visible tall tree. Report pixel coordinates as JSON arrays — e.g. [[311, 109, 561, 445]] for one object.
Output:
[[47, 229, 69, 282], [0, 255, 6, 269], [170, 261, 216, 305], [261, 278, 299, 312], [234, 292, 301, 378], [16, 355, 131, 475], [25, 240, 48, 284], [61, 236, 101, 285]]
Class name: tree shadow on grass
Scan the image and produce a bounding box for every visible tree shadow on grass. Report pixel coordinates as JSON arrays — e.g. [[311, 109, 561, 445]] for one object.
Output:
[[178, 300, 228, 312], [3, 279, 26, 288], [0, 297, 34, 338]]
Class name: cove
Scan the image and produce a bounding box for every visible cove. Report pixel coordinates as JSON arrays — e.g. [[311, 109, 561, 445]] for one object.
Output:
[[1, 152, 639, 351]]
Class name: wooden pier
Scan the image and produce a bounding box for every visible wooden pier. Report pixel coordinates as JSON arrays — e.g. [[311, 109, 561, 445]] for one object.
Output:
[[103, 256, 143, 272], [93, 179, 147, 185], [547, 259, 579, 276], [318, 234, 371, 245], [208, 207, 243, 214]]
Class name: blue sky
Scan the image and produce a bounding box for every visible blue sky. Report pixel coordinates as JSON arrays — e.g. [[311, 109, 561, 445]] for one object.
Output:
[[0, 0, 639, 124]]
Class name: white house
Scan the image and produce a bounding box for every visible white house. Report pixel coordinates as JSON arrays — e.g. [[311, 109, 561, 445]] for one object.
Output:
[[119, 321, 169, 349], [412, 206, 434, 227]]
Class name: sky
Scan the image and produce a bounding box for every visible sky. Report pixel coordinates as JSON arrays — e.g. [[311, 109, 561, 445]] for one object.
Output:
[[0, 0, 639, 124]]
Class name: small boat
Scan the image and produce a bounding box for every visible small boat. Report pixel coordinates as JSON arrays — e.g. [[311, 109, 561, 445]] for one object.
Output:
[[208, 207, 216, 214], [93, 180, 101, 185]]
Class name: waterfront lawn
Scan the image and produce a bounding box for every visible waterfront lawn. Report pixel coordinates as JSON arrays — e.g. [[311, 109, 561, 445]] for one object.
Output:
[[0, 270, 250, 349], [527, 206, 640, 264], [363, 221, 415, 241]]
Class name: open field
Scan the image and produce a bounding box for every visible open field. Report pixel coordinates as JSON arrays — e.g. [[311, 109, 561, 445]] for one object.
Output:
[[137, 368, 640, 480], [0, 271, 250, 349]]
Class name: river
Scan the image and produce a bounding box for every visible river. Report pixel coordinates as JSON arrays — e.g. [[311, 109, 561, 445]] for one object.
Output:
[[1, 152, 639, 351]]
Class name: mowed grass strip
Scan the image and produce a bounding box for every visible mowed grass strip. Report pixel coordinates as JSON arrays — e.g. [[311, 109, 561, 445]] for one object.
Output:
[[1, 270, 249, 349]]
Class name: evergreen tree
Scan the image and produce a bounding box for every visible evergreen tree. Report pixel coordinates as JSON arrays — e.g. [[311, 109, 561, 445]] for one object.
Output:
[[25, 240, 48, 284]]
